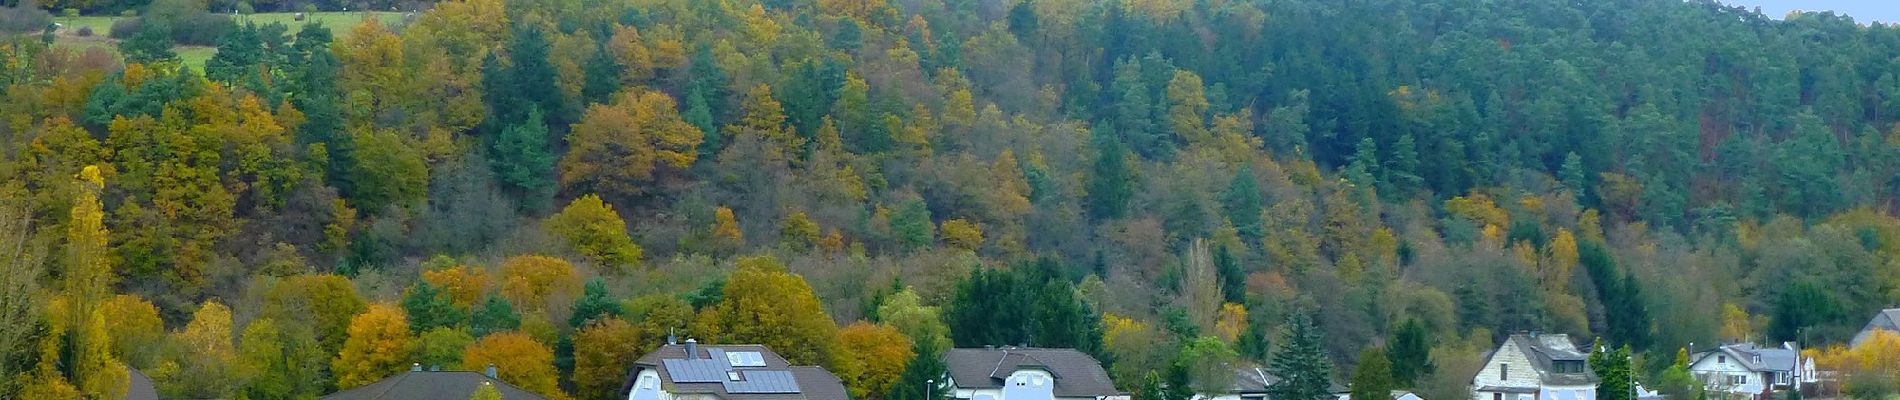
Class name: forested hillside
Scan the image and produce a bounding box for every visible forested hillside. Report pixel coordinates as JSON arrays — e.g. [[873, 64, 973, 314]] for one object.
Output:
[[2, 0, 1899, 399]]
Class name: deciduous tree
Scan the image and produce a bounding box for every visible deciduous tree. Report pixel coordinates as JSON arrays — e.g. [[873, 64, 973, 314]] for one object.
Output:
[[332, 304, 415, 389]]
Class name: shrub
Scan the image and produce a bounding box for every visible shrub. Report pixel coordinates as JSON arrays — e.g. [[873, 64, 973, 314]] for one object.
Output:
[[120, 10, 137, 18], [75, 26, 92, 36], [0, 5, 52, 34], [108, 17, 140, 39], [63, 8, 79, 18], [235, 2, 253, 14]]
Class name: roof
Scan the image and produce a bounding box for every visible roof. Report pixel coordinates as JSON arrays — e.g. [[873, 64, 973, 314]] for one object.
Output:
[[127, 367, 158, 400], [1693, 343, 1799, 373], [627, 343, 848, 400], [944, 347, 1122, 397], [1229, 366, 1275, 393], [1850, 308, 1900, 347], [320, 371, 548, 400], [1501, 334, 1598, 386]]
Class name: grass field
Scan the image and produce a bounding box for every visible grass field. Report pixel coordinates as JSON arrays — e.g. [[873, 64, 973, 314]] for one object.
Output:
[[47, 11, 405, 69]]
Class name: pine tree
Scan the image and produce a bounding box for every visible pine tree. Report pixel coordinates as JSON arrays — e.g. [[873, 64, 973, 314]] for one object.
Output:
[[1222, 165, 1264, 243], [402, 281, 464, 334], [1088, 128, 1134, 221], [490, 107, 557, 209], [1267, 312, 1333, 400], [885, 338, 951, 400], [582, 43, 622, 105], [568, 279, 624, 328], [1387, 319, 1434, 387], [470, 296, 521, 338]]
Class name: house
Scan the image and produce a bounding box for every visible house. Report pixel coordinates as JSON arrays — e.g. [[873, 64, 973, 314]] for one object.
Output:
[[1848, 308, 1899, 348], [1470, 333, 1598, 400], [322, 364, 548, 400], [1338, 390, 1425, 400], [1192, 365, 1273, 400], [1687, 343, 1811, 400], [621, 339, 849, 400], [943, 347, 1129, 400]]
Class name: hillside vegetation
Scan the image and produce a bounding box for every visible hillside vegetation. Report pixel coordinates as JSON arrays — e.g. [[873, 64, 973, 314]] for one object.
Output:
[[1, 0, 1899, 399]]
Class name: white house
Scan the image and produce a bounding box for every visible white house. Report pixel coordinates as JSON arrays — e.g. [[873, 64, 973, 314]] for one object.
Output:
[[1192, 365, 1273, 400], [621, 339, 849, 400], [943, 347, 1129, 400], [1688, 343, 1810, 400], [1470, 333, 1598, 400]]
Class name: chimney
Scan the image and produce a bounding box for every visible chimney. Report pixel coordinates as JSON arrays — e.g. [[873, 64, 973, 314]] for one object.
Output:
[[685, 338, 699, 359], [668, 328, 677, 346], [485, 364, 499, 379], [411, 363, 422, 372]]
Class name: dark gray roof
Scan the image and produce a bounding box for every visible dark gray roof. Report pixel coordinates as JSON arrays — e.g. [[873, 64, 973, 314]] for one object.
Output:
[[127, 367, 158, 400], [944, 348, 1122, 397], [1695, 343, 1799, 372], [1505, 334, 1598, 386], [320, 371, 548, 400], [1851, 308, 1899, 347], [626, 344, 848, 400], [1229, 366, 1275, 393]]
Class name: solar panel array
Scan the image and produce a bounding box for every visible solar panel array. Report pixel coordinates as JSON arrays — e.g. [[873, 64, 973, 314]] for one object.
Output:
[[723, 370, 803, 393], [662, 359, 730, 383], [727, 351, 767, 367]]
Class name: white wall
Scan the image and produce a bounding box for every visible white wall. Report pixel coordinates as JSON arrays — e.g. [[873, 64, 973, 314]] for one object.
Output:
[[1688, 353, 1763, 397], [1472, 341, 1543, 400]]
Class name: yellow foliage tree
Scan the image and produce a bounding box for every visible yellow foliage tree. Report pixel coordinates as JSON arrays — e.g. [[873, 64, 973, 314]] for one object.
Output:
[[1214, 303, 1248, 343], [560, 89, 703, 200], [1545, 229, 1579, 293], [713, 206, 744, 243], [940, 219, 984, 251], [1167, 70, 1211, 145], [423, 265, 493, 309], [695, 256, 839, 367], [573, 318, 642, 400], [1719, 303, 1755, 343], [498, 255, 583, 312], [64, 165, 124, 399], [332, 304, 415, 389], [781, 211, 821, 250], [462, 332, 566, 400], [155, 300, 238, 398], [99, 294, 163, 369], [545, 196, 644, 269], [837, 322, 915, 400]]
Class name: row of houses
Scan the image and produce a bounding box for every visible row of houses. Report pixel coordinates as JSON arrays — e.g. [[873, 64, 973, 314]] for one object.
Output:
[[311, 307, 1900, 400]]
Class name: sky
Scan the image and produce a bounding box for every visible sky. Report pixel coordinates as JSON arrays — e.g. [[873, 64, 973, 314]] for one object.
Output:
[[1724, 0, 1900, 23]]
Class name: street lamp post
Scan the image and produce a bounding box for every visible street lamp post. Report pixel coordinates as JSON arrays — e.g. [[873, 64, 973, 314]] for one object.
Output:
[[928, 379, 936, 400]]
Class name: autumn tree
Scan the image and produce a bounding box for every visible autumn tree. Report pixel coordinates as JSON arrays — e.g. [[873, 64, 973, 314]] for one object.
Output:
[[416, 327, 475, 371], [262, 274, 368, 355], [573, 318, 642, 400], [498, 255, 583, 315], [63, 165, 126, 399], [333, 304, 416, 389], [545, 196, 644, 269], [99, 295, 164, 369], [0, 202, 40, 399], [155, 300, 238, 399], [696, 256, 839, 367], [560, 89, 702, 201], [838, 322, 915, 399], [462, 332, 565, 400]]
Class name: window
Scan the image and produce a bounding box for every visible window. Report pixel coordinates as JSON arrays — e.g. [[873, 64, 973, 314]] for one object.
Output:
[[1494, 393, 1503, 400], [1501, 364, 1510, 380], [728, 371, 744, 381], [1718, 356, 1726, 364], [1727, 375, 1746, 385]]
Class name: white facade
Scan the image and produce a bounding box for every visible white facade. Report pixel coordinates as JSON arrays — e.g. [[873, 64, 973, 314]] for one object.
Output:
[[1688, 353, 1764, 398], [1470, 337, 1596, 400], [628, 369, 669, 400], [948, 370, 1128, 400]]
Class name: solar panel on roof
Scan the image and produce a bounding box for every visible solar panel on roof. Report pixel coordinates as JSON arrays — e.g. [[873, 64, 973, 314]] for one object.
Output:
[[723, 370, 802, 393], [728, 351, 767, 367], [663, 359, 729, 383]]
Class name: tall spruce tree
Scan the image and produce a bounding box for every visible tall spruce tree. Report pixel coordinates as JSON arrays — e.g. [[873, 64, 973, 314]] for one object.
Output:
[[1588, 341, 1633, 400], [1387, 319, 1434, 387], [1267, 312, 1333, 400], [1088, 128, 1134, 221]]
